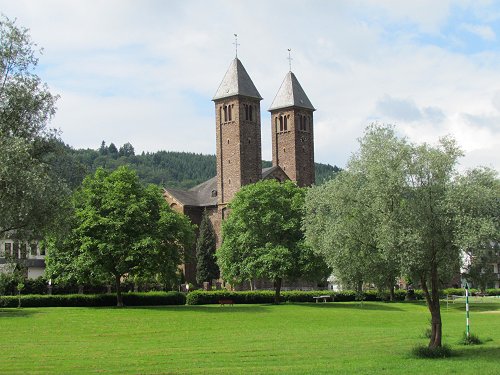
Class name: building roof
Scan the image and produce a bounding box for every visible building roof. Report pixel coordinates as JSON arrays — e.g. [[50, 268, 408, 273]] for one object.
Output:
[[269, 71, 315, 111], [165, 166, 282, 207], [213, 58, 263, 101]]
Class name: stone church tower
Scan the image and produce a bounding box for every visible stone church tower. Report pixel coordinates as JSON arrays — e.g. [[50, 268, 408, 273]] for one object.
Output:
[[163, 57, 315, 284], [269, 71, 315, 187], [213, 58, 263, 209]]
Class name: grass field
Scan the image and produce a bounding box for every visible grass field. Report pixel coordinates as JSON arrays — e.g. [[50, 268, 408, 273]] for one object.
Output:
[[1, 301, 499, 374]]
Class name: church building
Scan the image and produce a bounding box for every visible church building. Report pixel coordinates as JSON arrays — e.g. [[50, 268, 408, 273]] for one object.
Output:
[[164, 56, 316, 283]]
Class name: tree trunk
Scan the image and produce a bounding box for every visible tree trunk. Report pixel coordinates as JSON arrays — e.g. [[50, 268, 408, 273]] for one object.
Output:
[[421, 273, 442, 348], [115, 274, 123, 307], [389, 285, 395, 302], [274, 278, 282, 304]]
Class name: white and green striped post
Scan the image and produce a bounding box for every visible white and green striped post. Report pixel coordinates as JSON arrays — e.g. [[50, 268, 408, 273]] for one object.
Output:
[[465, 282, 470, 338]]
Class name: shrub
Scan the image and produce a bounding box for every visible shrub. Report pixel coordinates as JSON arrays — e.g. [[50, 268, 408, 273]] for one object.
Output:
[[333, 291, 357, 302], [394, 290, 407, 301], [485, 289, 500, 296], [282, 291, 333, 303], [0, 292, 186, 308], [459, 332, 483, 346], [411, 345, 453, 359], [185, 289, 427, 305], [24, 277, 49, 295], [186, 290, 275, 305]]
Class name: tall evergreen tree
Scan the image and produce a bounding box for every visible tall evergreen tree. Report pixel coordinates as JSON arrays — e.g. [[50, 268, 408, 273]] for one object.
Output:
[[99, 141, 108, 155], [195, 211, 219, 286], [108, 142, 118, 156]]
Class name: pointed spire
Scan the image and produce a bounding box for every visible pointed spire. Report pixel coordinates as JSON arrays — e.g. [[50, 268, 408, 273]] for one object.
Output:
[[213, 58, 262, 101], [269, 71, 315, 111]]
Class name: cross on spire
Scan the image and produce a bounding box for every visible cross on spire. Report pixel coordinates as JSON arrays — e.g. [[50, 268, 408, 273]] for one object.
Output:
[[287, 48, 293, 71], [233, 34, 240, 58]]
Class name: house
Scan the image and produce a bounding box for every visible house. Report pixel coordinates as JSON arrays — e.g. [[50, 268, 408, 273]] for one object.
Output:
[[0, 237, 45, 279]]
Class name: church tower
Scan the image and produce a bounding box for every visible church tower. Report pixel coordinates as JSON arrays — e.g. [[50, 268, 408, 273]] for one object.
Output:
[[269, 71, 315, 187], [213, 58, 263, 208]]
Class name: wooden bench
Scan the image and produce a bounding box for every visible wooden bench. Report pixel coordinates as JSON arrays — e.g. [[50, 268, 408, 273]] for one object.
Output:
[[219, 299, 234, 307], [313, 295, 332, 303]]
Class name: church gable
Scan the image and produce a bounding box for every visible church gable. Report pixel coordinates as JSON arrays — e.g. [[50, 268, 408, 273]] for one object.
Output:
[[262, 166, 289, 183]]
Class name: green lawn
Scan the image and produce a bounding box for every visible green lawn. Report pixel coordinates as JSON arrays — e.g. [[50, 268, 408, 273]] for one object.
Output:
[[1, 301, 499, 374]]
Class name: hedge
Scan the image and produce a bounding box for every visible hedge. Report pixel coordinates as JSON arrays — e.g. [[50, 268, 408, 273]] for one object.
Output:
[[185, 288, 500, 305], [0, 291, 186, 308], [442, 288, 500, 297], [3, 289, 497, 308], [185, 289, 427, 305]]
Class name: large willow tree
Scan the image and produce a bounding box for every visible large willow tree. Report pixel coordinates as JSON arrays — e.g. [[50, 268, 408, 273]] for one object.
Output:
[[304, 124, 499, 348], [0, 15, 69, 239]]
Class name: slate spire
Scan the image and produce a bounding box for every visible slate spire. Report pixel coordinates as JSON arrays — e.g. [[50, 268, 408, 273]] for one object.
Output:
[[269, 71, 315, 111], [213, 58, 262, 101]]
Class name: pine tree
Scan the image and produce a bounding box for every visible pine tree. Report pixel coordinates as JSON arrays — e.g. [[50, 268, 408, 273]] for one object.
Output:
[[195, 210, 219, 286]]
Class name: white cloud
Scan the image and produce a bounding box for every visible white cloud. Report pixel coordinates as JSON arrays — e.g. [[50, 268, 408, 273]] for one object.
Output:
[[1, 0, 499, 172], [461, 23, 496, 41]]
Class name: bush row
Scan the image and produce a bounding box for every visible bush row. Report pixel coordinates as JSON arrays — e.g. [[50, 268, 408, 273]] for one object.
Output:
[[0, 291, 186, 308], [442, 288, 500, 296], [185, 289, 424, 305], [2, 289, 498, 307], [185, 288, 500, 305]]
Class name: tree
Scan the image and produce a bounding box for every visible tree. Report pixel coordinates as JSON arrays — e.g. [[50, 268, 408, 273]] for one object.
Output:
[[0, 15, 69, 239], [119, 142, 135, 157], [99, 141, 108, 155], [463, 248, 497, 292], [108, 142, 118, 157], [449, 168, 500, 292], [45, 166, 195, 306], [217, 180, 329, 303], [304, 124, 499, 348], [195, 210, 219, 286]]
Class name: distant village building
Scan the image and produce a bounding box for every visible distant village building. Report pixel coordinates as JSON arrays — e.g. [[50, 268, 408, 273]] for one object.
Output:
[[0, 237, 45, 279], [164, 57, 316, 283]]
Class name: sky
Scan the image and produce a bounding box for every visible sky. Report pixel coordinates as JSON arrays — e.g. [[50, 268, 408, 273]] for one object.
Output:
[[1, 0, 500, 171]]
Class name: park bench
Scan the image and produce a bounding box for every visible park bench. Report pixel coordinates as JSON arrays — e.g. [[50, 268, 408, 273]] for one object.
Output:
[[219, 299, 234, 306], [313, 295, 332, 303]]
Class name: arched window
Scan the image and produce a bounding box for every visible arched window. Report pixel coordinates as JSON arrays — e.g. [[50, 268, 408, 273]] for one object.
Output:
[[275, 117, 279, 133], [223, 106, 228, 122], [228, 104, 232, 121], [279, 116, 283, 132], [284, 115, 288, 131], [249, 105, 253, 121]]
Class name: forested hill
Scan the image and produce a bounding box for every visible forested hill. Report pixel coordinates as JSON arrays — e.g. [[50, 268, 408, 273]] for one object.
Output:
[[65, 141, 340, 189]]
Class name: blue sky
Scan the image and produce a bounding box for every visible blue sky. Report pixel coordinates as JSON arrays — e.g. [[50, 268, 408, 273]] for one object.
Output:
[[1, 0, 500, 171]]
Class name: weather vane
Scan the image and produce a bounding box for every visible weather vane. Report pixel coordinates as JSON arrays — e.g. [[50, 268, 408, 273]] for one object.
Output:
[[233, 34, 240, 58], [287, 48, 293, 71]]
